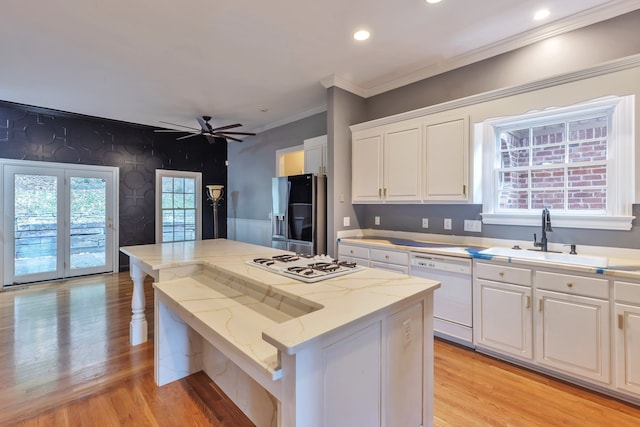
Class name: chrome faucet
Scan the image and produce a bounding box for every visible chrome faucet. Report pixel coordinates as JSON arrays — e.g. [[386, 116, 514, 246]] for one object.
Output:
[[533, 208, 553, 252]]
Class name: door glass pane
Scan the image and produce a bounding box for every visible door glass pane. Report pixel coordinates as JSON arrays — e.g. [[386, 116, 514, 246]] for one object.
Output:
[[14, 174, 58, 276], [70, 177, 106, 270]]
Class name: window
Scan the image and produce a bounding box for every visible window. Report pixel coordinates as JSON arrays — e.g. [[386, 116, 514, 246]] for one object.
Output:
[[155, 170, 202, 242], [479, 96, 634, 230]]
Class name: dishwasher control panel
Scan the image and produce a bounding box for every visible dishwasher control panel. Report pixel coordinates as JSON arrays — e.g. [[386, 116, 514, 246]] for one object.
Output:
[[410, 254, 472, 275]]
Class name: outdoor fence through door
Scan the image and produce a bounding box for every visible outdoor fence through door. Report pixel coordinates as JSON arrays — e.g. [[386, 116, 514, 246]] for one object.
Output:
[[1, 161, 118, 287]]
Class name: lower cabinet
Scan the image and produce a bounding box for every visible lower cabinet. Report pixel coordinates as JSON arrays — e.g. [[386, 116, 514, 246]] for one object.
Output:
[[337, 243, 370, 267], [338, 242, 410, 274], [614, 281, 640, 397], [317, 301, 427, 427], [472, 260, 640, 402], [475, 279, 533, 360], [369, 248, 409, 275], [535, 289, 610, 383]]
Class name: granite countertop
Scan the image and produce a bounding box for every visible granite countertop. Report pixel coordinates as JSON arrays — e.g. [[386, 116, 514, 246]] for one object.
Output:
[[121, 239, 440, 365]]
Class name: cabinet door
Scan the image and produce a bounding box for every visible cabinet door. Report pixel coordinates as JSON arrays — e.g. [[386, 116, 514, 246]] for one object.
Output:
[[323, 322, 381, 427], [535, 289, 610, 384], [352, 130, 383, 202], [383, 121, 421, 202], [474, 279, 533, 360], [304, 135, 327, 174], [424, 117, 468, 201], [615, 303, 640, 395]]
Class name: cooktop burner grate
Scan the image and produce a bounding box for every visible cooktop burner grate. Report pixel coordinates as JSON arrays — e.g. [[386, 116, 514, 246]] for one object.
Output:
[[247, 254, 365, 283]]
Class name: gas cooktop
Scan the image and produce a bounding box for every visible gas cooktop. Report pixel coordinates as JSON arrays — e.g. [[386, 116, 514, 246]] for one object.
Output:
[[247, 254, 365, 283]]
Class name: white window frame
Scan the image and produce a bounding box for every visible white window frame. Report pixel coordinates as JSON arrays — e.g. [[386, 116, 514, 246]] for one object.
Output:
[[477, 95, 635, 230], [155, 170, 202, 243]]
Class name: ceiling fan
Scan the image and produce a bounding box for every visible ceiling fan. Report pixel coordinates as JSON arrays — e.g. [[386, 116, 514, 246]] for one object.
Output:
[[155, 115, 256, 143]]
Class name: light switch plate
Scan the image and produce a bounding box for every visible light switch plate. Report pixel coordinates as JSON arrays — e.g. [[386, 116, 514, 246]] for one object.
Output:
[[374, 216, 380, 225], [422, 218, 429, 228], [444, 218, 452, 230], [343, 216, 350, 227]]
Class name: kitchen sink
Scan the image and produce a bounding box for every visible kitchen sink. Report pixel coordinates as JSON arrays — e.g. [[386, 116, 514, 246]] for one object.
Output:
[[478, 247, 609, 268]]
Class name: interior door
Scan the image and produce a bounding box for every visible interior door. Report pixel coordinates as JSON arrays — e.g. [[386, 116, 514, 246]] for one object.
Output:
[[3, 163, 116, 286]]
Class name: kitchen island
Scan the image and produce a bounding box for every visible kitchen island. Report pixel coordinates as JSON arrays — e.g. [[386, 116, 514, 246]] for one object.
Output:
[[120, 239, 440, 427]]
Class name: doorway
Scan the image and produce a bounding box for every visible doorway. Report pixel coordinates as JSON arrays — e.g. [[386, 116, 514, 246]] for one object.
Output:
[[1, 160, 118, 287]]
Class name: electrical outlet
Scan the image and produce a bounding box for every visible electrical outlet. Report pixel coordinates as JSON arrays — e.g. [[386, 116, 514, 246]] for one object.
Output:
[[403, 319, 411, 345], [464, 219, 482, 232], [374, 216, 380, 225], [422, 218, 429, 228], [444, 218, 452, 230], [343, 216, 350, 227]]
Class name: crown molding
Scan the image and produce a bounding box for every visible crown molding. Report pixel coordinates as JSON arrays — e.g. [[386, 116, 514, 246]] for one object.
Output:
[[350, 53, 640, 132], [320, 75, 367, 98], [328, 0, 640, 99], [252, 103, 327, 134]]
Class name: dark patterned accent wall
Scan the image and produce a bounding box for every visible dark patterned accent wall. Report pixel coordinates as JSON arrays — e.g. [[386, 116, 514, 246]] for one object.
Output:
[[0, 100, 227, 270]]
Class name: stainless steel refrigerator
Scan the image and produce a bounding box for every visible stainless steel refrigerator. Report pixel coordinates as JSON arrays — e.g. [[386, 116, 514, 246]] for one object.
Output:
[[271, 173, 326, 256]]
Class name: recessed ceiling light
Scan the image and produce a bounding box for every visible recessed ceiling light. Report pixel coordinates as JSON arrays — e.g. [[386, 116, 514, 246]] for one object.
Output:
[[534, 9, 550, 20], [425, 0, 442, 4], [353, 30, 370, 41]]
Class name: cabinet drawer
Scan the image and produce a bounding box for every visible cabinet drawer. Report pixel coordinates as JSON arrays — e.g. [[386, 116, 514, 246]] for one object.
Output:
[[338, 244, 370, 260], [474, 262, 531, 286], [614, 281, 640, 304], [370, 248, 409, 266], [536, 271, 609, 299]]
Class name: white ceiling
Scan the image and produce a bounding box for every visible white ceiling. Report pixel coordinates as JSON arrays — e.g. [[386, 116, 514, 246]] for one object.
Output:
[[1, 0, 639, 136]]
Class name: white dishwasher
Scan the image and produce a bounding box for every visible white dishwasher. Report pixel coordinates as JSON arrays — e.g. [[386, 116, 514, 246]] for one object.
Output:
[[410, 252, 473, 347]]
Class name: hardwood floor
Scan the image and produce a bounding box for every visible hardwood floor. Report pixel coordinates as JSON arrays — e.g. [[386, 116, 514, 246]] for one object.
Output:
[[1, 272, 639, 426]]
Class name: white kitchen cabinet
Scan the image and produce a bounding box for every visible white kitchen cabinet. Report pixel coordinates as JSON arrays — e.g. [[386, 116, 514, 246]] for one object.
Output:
[[304, 135, 327, 175], [424, 116, 469, 201], [352, 128, 384, 202], [370, 247, 410, 275], [383, 120, 422, 202], [337, 243, 370, 267], [352, 119, 422, 203], [534, 271, 610, 384], [614, 281, 640, 396], [474, 263, 533, 360]]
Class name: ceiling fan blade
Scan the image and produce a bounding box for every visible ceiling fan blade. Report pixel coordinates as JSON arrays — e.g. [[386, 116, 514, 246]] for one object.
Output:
[[154, 129, 188, 133], [216, 131, 256, 136], [176, 133, 201, 140], [159, 120, 201, 132], [212, 123, 242, 132], [224, 135, 244, 142]]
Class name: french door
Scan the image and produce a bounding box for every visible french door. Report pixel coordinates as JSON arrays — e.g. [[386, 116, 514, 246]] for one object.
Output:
[[2, 161, 118, 286]]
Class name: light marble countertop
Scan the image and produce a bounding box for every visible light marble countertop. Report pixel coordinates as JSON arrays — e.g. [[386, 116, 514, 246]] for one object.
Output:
[[121, 239, 440, 374], [338, 232, 640, 280]]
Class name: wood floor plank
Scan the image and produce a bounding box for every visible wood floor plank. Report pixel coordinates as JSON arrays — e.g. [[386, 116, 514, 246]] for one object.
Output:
[[2, 272, 639, 426]]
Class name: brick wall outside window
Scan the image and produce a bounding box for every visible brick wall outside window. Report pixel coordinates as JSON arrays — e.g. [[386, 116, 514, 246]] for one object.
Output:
[[497, 115, 608, 211]]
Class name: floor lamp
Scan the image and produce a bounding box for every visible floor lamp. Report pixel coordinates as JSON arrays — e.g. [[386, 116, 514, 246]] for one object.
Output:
[[206, 184, 224, 239]]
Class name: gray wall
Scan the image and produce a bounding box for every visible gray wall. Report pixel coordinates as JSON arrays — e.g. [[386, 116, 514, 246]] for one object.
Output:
[[326, 87, 367, 255], [366, 9, 640, 121], [354, 9, 640, 250], [227, 111, 326, 220], [228, 9, 640, 252]]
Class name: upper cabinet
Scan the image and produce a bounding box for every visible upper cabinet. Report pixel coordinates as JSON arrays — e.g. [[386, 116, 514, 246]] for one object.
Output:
[[424, 116, 469, 201], [351, 114, 469, 204], [352, 119, 422, 203], [304, 135, 327, 175]]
